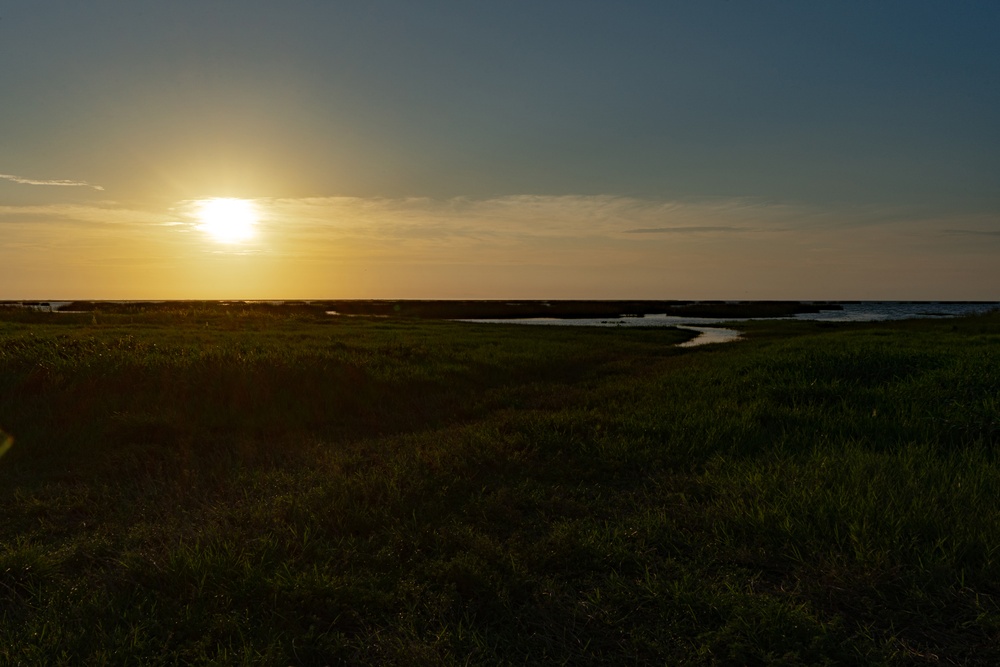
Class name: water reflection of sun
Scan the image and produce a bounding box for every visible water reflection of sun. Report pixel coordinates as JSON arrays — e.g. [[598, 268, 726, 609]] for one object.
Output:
[[196, 198, 259, 243]]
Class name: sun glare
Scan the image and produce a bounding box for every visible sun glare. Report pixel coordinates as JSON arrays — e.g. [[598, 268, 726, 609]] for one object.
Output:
[[196, 198, 259, 243]]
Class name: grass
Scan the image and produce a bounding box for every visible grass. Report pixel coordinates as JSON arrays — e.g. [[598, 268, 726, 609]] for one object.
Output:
[[1, 305, 999, 664]]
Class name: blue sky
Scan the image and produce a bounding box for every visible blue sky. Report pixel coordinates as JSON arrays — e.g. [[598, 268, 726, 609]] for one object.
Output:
[[1, 1, 998, 299]]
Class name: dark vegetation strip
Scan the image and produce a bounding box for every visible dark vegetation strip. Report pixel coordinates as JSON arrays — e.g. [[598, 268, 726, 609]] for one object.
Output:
[[0, 307, 998, 664], [45, 299, 843, 319]]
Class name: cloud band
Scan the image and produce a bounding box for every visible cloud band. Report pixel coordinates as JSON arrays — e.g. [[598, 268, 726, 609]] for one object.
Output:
[[0, 173, 104, 191]]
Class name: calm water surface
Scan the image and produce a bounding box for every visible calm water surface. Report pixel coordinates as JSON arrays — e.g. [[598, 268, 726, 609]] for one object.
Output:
[[463, 302, 1000, 347]]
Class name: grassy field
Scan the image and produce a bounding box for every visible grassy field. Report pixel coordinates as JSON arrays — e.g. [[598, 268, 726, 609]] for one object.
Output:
[[1, 306, 999, 665]]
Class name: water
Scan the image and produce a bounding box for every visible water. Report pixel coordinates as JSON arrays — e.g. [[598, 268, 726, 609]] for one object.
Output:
[[675, 325, 743, 347], [462, 302, 1000, 347]]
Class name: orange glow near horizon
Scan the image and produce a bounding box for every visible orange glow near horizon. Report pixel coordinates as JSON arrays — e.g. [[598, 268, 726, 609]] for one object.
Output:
[[196, 198, 259, 244]]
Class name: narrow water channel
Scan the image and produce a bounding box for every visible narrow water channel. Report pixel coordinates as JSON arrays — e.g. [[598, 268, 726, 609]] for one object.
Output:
[[676, 325, 742, 347]]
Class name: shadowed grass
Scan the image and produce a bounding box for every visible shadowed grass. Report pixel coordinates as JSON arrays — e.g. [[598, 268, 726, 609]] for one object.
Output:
[[0, 306, 998, 664]]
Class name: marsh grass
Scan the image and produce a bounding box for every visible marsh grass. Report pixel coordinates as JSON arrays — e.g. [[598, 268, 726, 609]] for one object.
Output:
[[1, 307, 998, 664]]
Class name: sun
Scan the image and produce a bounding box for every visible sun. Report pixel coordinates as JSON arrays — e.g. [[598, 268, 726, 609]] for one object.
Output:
[[196, 198, 259, 243]]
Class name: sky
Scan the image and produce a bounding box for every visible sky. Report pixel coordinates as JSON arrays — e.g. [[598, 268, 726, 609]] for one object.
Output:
[[1, 1, 998, 300]]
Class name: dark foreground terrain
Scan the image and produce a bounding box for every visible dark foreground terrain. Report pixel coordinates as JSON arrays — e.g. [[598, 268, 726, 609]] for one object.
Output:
[[1, 304, 998, 664]]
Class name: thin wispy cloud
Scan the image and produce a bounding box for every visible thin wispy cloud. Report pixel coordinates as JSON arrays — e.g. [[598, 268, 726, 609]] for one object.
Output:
[[941, 229, 1000, 237], [5, 196, 986, 248], [0, 203, 168, 227], [263, 195, 790, 243], [0, 172, 104, 191], [2, 193, 997, 300], [623, 226, 746, 234]]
